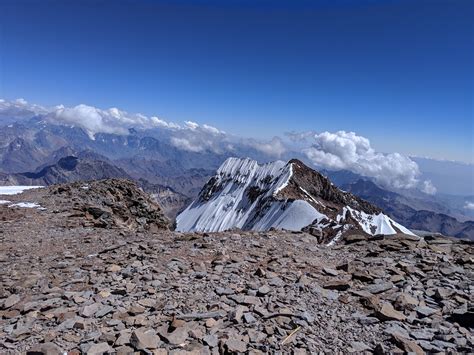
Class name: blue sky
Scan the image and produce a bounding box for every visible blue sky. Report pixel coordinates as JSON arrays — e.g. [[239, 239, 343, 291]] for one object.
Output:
[[0, 0, 472, 162]]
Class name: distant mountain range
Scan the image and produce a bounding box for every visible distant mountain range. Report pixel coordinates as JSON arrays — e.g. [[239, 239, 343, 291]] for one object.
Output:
[[0, 118, 472, 239]]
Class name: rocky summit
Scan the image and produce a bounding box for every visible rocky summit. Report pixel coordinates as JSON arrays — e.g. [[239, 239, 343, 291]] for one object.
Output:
[[0, 179, 473, 354], [176, 158, 414, 244]]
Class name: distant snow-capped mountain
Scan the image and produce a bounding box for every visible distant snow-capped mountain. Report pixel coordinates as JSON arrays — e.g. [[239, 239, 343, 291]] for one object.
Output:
[[176, 157, 414, 243]]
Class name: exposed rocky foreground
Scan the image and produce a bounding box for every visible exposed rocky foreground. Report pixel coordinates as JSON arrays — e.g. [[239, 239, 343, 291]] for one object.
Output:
[[0, 183, 473, 354]]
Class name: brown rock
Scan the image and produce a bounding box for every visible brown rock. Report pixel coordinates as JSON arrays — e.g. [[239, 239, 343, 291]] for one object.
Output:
[[375, 303, 406, 321], [391, 333, 425, 355]]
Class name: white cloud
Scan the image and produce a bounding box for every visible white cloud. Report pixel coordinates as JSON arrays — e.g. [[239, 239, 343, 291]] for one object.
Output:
[[184, 121, 199, 130], [202, 124, 223, 135], [464, 202, 474, 210], [48, 104, 129, 139], [302, 130, 435, 192], [245, 137, 287, 158], [0, 98, 47, 120], [421, 180, 437, 195], [170, 137, 204, 153]]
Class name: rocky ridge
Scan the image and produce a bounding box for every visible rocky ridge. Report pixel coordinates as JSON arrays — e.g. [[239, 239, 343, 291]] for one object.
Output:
[[0, 182, 472, 353], [177, 158, 414, 244]]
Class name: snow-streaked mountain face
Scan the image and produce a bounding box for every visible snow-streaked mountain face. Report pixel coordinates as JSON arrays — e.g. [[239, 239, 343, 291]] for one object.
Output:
[[176, 157, 415, 243]]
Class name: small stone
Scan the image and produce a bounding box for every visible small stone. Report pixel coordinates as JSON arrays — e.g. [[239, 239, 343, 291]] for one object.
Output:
[[323, 279, 351, 291], [116, 345, 135, 355], [225, 339, 247, 353], [73, 320, 86, 330], [98, 290, 111, 298], [30, 342, 63, 355], [129, 304, 146, 315], [3, 294, 20, 309], [375, 303, 406, 321], [86, 342, 112, 355], [391, 333, 424, 355], [215, 287, 234, 296], [243, 312, 257, 324], [107, 264, 122, 272], [95, 305, 113, 318], [434, 287, 454, 300], [164, 327, 188, 345], [257, 285, 271, 296], [410, 330, 434, 340], [81, 303, 100, 317], [323, 267, 339, 276], [394, 292, 418, 311], [205, 318, 217, 328], [138, 298, 156, 308], [350, 341, 371, 352], [366, 282, 393, 294], [416, 306, 438, 318], [203, 334, 218, 347], [131, 329, 160, 350]]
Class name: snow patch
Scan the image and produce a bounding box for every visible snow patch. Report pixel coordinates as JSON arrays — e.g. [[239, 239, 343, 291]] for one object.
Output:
[[8, 202, 45, 209], [344, 206, 415, 236], [299, 187, 325, 207], [0, 186, 44, 195], [0, 199, 12, 204]]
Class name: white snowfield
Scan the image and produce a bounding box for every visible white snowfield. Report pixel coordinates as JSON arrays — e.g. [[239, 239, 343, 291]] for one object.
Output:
[[340, 207, 415, 236], [176, 158, 311, 232], [8, 202, 44, 209], [0, 186, 43, 195], [0, 186, 46, 210], [176, 157, 415, 238]]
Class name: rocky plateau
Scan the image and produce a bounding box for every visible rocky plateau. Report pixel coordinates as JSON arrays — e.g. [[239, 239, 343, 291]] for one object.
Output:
[[0, 180, 472, 354]]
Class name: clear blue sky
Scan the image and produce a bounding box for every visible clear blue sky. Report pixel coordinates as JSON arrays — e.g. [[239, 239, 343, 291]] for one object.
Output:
[[0, 0, 472, 162]]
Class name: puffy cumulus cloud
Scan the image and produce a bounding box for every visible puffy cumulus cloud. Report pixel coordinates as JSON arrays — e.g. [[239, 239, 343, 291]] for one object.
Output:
[[48, 104, 129, 139], [302, 130, 436, 192], [0, 98, 47, 120], [244, 137, 287, 158], [46, 104, 185, 139], [464, 202, 474, 210]]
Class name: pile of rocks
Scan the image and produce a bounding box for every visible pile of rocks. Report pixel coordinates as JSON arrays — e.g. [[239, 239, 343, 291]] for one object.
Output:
[[11, 179, 170, 231]]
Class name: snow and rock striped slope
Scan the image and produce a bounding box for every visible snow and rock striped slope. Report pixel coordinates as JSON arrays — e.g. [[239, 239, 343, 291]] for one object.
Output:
[[176, 157, 415, 243]]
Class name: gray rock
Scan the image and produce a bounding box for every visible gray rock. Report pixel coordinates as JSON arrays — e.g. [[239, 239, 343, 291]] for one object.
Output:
[[130, 329, 160, 350], [350, 341, 371, 352], [203, 334, 218, 347], [81, 303, 100, 317], [85, 342, 112, 355], [366, 282, 393, 294], [164, 327, 188, 345], [416, 306, 438, 317], [95, 305, 113, 317], [225, 339, 247, 353], [257, 285, 271, 296], [3, 294, 20, 309], [243, 312, 257, 324]]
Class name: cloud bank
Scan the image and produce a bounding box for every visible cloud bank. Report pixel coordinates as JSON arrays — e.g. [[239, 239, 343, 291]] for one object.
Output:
[[0, 98, 436, 193], [301, 130, 436, 193]]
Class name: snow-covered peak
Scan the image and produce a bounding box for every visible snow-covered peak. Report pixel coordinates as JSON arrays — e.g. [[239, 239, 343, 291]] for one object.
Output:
[[176, 157, 415, 243]]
